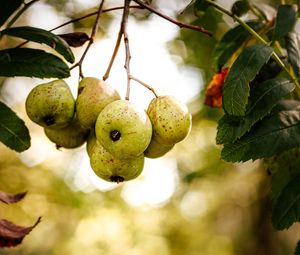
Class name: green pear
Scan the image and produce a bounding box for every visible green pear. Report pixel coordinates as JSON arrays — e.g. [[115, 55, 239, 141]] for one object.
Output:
[[76, 77, 120, 129], [86, 129, 97, 157], [25, 79, 75, 129], [144, 137, 174, 158], [44, 117, 89, 149], [90, 141, 144, 183], [95, 100, 152, 159], [147, 96, 191, 145]]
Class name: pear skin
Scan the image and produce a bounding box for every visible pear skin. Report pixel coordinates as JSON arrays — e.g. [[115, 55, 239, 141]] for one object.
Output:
[[76, 77, 120, 129], [144, 137, 174, 158], [26, 79, 75, 129], [147, 96, 191, 145]]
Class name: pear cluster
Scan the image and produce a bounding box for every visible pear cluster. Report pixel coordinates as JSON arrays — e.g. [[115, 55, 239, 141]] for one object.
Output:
[[25, 77, 192, 183]]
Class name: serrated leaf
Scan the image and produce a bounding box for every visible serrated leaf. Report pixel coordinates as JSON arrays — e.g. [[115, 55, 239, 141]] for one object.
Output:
[[295, 241, 300, 255], [222, 44, 273, 116], [0, 48, 70, 78], [272, 174, 300, 230], [273, 4, 298, 41], [214, 21, 264, 69], [0, 101, 30, 152], [285, 32, 300, 77], [1, 26, 75, 63], [0, 0, 22, 27], [217, 78, 294, 144], [221, 108, 300, 162], [0, 217, 41, 247]]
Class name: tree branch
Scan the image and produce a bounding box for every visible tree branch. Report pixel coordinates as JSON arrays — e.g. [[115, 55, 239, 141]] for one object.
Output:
[[71, 0, 105, 78], [130, 75, 158, 98], [133, 0, 212, 37]]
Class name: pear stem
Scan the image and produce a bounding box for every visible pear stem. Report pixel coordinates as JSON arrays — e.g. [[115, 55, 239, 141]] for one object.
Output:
[[130, 75, 158, 98], [70, 0, 105, 78]]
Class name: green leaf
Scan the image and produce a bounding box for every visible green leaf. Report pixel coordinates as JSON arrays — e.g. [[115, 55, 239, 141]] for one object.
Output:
[[0, 101, 30, 152], [1, 26, 75, 63], [194, 0, 211, 14], [221, 107, 300, 162], [285, 32, 300, 77], [214, 21, 264, 69], [0, 48, 70, 78], [272, 173, 300, 230], [231, 0, 250, 17], [222, 44, 273, 116], [217, 78, 294, 144], [0, 0, 22, 27], [272, 4, 298, 41], [295, 240, 300, 255]]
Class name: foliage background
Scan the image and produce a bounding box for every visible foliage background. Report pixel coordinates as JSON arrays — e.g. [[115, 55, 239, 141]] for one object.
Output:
[[1, 0, 300, 254]]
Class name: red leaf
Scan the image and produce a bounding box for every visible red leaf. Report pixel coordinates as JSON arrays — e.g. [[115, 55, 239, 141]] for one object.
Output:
[[0, 217, 41, 247], [204, 67, 229, 108], [58, 32, 90, 47], [0, 192, 27, 204]]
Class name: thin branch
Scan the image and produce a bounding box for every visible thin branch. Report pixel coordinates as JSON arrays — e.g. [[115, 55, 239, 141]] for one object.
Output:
[[49, 5, 143, 32], [123, 0, 132, 100], [71, 0, 105, 78], [133, 0, 213, 37], [6, 0, 40, 28], [130, 75, 158, 97]]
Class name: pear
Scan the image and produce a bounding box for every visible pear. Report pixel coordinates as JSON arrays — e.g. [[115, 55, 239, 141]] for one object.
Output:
[[86, 129, 97, 157], [76, 77, 120, 129], [44, 117, 89, 149], [95, 100, 152, 159], [90, 141, 144, 183], [144, 137, 174, 158], [25, 79, 75, 129], [147, 96, 191, 145]]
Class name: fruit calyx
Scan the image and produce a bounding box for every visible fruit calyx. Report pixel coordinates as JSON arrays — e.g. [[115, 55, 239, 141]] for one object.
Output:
[[110, 130, 121, 141], [110, 175, 124, 183], [43, 116, 55, 126]]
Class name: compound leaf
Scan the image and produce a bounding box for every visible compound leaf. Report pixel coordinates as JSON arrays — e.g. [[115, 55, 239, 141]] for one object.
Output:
[[272, 174, 300, 230], [273, 4, 298, 41], [1, 26, 75, 63], [221, 108, 300, 162], [0, 0, 22, 26], [0, 101, 30, 152], [217, 78, 294, 144], [222, 44, 273, 116], [0, 48, 70, 78]]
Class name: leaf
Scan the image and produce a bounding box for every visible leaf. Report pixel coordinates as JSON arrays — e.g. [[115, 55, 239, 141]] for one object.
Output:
[[0, 101, 30, 152], [221, 108, 300, 162], [194, 0, 211, 14], [295, 240, 300, 255], [0, 0, 22, 27], [0, 48, 70, 78], [231, 0, 250, 17], [0, 191, 27, 204], [272, 4, 298, 41], [58, 32, 90, 47], [213, 21, 264, 69], [217, 78, 294, 144], [1, 26, 75, 63], [285, 32, 300, 77], [222, 44, 273, 116], [0, 217, 41, 247], [272, 174, 300, 230]]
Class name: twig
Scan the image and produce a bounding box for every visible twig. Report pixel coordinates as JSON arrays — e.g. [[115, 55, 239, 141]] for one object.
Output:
[[71, 0, 105, 78], [130, 75, 158, 97], [123, 0, 132, 100], [49, 5, 143, 32], [133, 0, 213, 37], [6, 0, 40, 28]]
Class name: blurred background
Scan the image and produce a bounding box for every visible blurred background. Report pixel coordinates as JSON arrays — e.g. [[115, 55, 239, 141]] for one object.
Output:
[[0, 0, 300, 254]]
